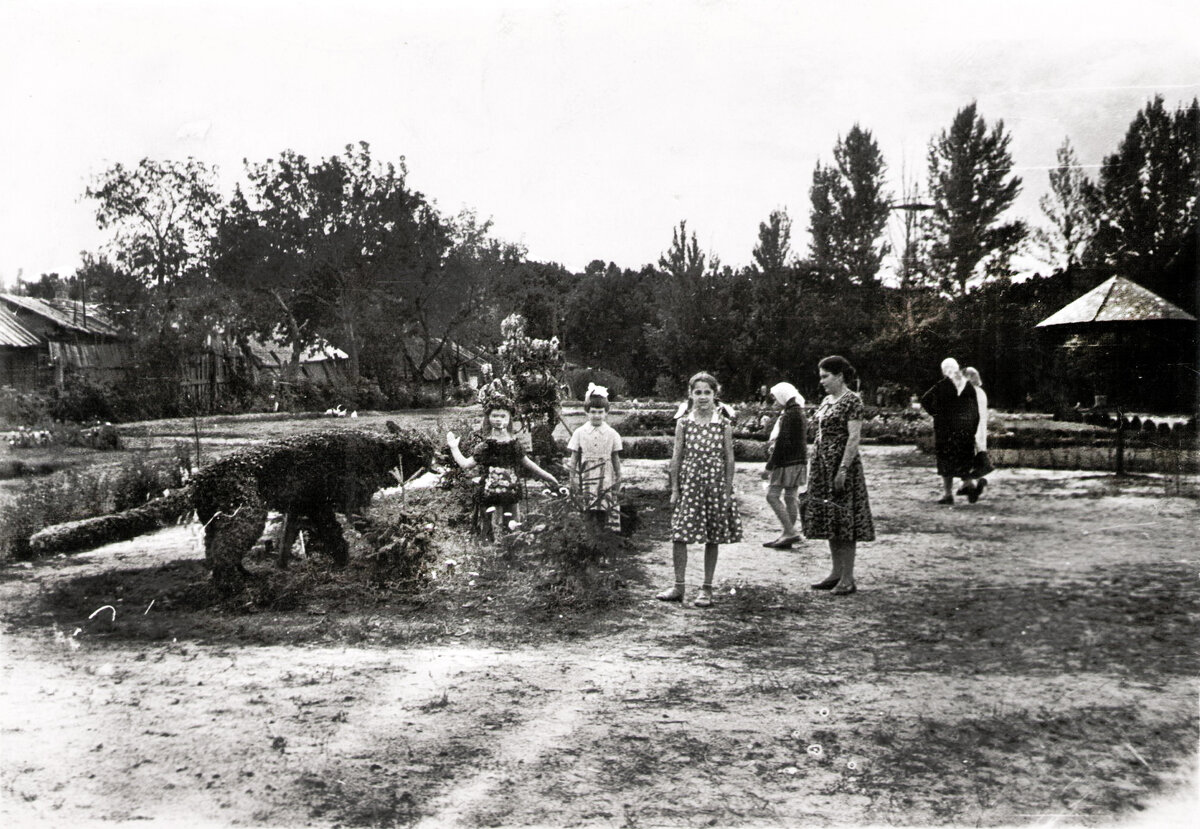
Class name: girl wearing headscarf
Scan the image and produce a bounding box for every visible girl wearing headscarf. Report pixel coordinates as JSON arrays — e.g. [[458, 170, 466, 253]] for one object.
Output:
[[762, 382, 807, 548]]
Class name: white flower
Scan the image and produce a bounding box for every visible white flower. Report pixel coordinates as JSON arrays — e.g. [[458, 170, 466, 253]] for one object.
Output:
[[807, 744, 823, 757]]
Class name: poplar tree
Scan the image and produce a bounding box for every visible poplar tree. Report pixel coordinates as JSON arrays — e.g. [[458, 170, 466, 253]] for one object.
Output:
[[926, 103, 1026, 294], [808, 125, 891, 286]]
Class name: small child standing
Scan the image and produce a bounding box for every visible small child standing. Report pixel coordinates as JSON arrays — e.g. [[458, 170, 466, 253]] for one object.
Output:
[[447, 398, 562, 540], [658, 371, 743, 608], [567, 384, 623, 532]]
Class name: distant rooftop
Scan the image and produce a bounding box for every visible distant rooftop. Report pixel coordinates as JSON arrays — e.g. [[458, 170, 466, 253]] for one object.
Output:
[[0, 293, 124, 338]]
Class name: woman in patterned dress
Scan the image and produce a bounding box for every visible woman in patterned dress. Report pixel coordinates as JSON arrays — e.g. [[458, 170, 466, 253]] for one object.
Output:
[[656, 372, 743, 608], [801, 356, 874, 596]]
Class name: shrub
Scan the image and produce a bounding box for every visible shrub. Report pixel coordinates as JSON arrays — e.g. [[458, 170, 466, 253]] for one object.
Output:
[[619, 410, 677, 436], [445, 384, 477, 405], [496, 494, 629, 616], [0, 387, 53, 428], [0, 469, 109, 560], [50, 376, 115, 423], [564, 367, 630, 402], [111, 444, 192, 512], [653, 374, 681, 400], [618, 435, 767, 461], [357, 499, 439, 590]]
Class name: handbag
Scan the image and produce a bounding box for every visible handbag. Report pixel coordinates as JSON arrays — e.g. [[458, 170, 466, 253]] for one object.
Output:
[[971, 450, 995, 478], [481, 465, 522, 506]]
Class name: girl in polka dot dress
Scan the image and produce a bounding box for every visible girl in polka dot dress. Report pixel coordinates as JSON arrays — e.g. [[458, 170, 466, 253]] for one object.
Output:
[[657, 372, 743, 608]]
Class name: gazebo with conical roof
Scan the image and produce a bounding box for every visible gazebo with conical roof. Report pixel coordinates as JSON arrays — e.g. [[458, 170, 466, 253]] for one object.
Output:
[[1036, 275, 1196, 329], [1036, 275, 1197, 472]]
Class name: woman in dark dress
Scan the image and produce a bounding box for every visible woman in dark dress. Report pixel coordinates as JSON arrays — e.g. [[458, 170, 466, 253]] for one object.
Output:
[[801, 356, 874, 596], [920, 357, 979, 504]]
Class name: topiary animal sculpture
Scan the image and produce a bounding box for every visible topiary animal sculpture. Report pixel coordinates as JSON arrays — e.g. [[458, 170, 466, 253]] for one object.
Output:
[[29, 422, 436, 595]]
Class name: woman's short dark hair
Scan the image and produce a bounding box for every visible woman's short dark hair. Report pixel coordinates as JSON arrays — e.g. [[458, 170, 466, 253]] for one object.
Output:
[[818, 355, 857, 384], [584, 394, 610, 411]]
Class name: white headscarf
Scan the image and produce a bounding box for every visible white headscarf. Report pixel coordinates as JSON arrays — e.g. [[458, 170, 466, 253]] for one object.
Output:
[[941, 357, 966, 393], [768, 382, 804, 441], [769, 382, 805, 408]]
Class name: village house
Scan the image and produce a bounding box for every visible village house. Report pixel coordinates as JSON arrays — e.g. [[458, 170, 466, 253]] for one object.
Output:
[[0, 293, 130, 390]]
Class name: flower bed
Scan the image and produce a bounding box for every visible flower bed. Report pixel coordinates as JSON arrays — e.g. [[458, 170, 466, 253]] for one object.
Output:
[[3, 422, 121, 451]]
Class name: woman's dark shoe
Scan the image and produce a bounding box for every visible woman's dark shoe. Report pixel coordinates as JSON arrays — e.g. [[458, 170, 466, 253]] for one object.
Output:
[[810, 576, 840, 590], [955, 483, 970, 496], [831, 582, 857, 596], [764, 534, 801, 549], [967, 478, 988, 504], [937, 495, 954, 505]]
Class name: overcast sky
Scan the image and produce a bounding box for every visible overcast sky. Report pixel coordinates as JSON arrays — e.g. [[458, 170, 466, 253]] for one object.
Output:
[[1, 0, 1197, 288]]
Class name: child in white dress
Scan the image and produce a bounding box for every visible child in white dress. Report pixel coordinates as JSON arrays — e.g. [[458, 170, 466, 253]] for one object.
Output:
[[567, 384, 623, 532]]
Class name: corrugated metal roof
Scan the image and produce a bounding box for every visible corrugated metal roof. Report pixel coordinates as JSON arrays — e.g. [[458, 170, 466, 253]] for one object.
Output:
[[0, 305, 41, 347], [0, 293, 123, 337], [1036, 276, 1197, 327]]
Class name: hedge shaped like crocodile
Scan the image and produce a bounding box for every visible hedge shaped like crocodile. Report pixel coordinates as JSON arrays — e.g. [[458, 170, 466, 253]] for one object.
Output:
[[29, 423, 436, 594]]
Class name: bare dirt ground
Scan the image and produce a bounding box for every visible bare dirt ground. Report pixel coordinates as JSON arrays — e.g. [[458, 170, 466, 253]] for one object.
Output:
[[2, 445, 1198, 828]]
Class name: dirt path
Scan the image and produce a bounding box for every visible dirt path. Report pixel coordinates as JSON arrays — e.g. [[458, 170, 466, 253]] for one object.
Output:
[[2, 447, 1198, 827]]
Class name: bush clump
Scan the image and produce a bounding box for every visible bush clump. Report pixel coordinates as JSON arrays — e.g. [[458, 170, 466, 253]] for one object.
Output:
[[1, 446, 193, 561]]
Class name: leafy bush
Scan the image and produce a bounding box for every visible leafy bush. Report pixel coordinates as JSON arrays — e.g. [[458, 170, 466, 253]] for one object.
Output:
[[0, 469, 111, 560], [653, 374, 681, 400], [112, 443, 193, 512], [618, 410, 677, 436], [0, 387, 53, 427], [356, 499, 439, 589], [50, 376, 115, 423], [618, 435, 767, 461], [445, 384, 477, 405], [494, 493, 629, 616], [564, 367, 630, 402]]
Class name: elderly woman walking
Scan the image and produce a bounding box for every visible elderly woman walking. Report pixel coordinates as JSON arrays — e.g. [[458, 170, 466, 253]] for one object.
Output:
[[920, 357, 980, 504]]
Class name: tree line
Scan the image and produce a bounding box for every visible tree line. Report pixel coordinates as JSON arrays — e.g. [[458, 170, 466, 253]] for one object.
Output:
[[18, 97, 1199, 414]]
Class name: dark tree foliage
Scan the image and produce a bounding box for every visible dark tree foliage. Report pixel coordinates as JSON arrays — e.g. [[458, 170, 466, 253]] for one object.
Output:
[[563, 261, 662, 395], [1088, 96, 1200, 309], [213, 143, 450, 385], [85, 158, 221, 291], [926, 103, 1027, 295], [808, 125, 892, 288]]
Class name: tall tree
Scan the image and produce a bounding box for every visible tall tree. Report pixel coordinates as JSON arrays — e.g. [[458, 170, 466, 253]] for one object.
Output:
[[753, 209, 793, 276], [85, 158, 221, 291], [808, 125, 892, 286], [649, 221, 708, 381], [1033, 138, 1097, 271], [1088, 96, 1200, 294], [926, 103, 1027, 294], [214, 143, 449, 384], [563, 261, 662, 394]]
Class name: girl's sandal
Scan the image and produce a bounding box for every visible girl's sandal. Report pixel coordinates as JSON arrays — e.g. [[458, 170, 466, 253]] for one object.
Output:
[[692, 587, 713, 608], [656, 585, 685, 602]]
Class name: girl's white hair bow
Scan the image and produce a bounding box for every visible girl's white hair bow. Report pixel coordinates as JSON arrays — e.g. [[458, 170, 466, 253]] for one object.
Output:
[[585, 383, 609, 401]]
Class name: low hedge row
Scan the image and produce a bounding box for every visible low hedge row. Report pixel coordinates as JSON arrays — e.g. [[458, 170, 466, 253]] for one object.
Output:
[[619, 436, 768, 462]]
